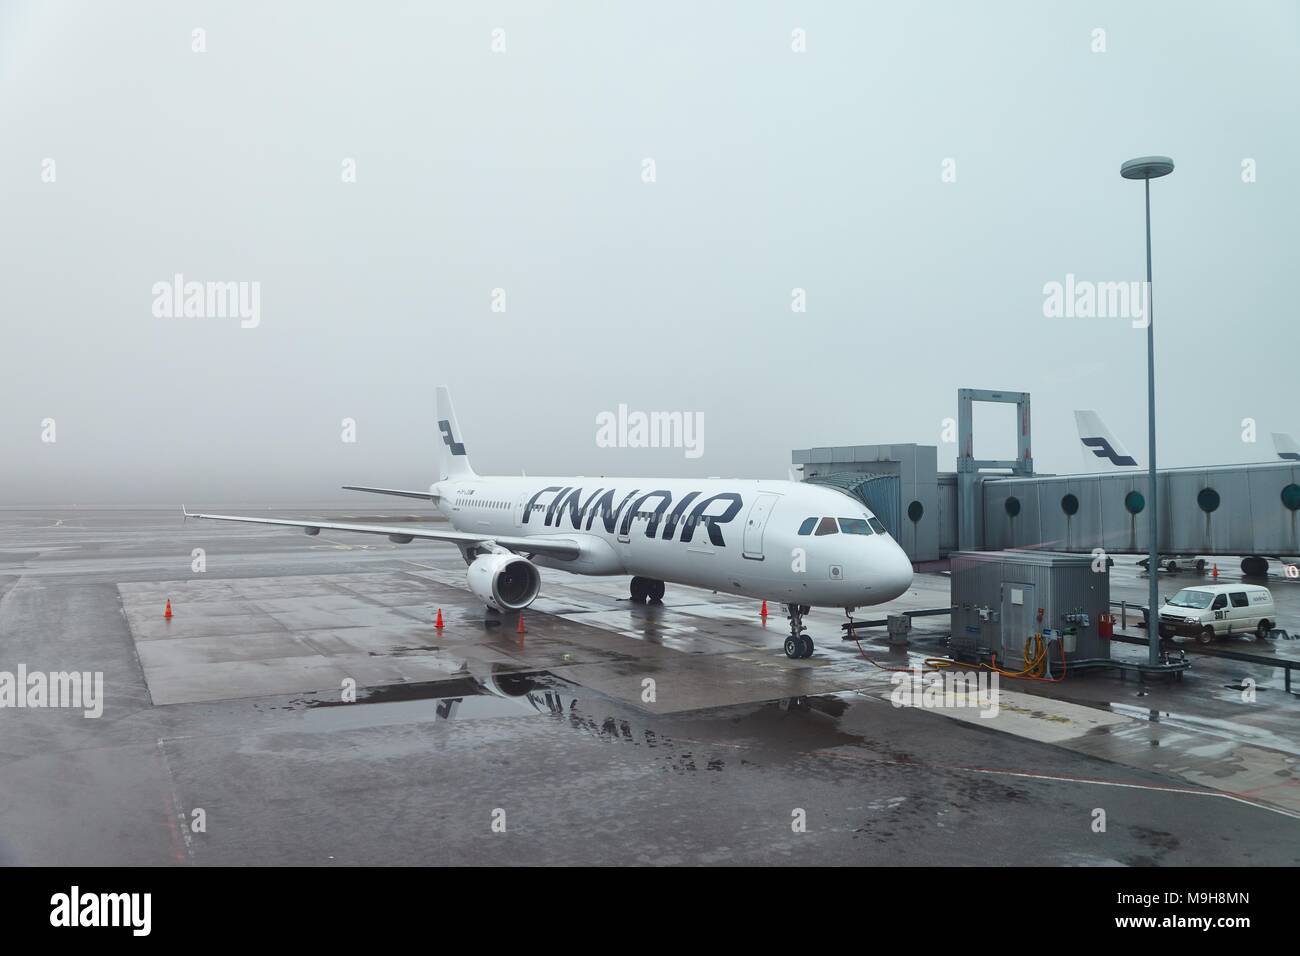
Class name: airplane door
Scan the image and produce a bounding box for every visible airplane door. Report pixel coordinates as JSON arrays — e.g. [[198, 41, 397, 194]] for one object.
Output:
[[742, 493, 779, 560], [514, 493, 528, 529]]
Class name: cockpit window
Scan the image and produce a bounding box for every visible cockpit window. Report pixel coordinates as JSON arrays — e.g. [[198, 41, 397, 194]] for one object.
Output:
[[837, 517, 873, 535], [814, 516, 838, 536], [797, 517, 817, 536], [867, 517, 887, 535]]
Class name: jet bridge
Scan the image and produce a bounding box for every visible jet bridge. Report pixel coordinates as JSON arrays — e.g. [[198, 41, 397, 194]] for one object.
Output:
[[793, 387, 1300, 569], [980, 463, 1300, 562]]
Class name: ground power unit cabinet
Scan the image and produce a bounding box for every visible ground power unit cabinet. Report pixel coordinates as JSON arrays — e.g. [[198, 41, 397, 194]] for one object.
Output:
[[949, 550, 1111, 671]]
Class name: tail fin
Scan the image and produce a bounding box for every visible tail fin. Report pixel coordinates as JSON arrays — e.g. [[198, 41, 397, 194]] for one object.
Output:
[[1274, 432, 1300, 461], [436, 386, 477, 480], [1075, 410, 1138, 470]]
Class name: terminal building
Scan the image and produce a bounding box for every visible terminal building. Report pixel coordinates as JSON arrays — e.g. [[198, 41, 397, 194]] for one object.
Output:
[[794, 388, 1300, 576]]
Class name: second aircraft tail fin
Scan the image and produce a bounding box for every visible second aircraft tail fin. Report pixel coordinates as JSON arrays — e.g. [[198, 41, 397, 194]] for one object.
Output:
[[1075, 410, 1138, 470], [1274, 432, 1300, 461]]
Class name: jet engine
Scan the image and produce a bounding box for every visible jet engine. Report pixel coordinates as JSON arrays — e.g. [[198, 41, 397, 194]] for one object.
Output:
[[466, 552, 541, 612]]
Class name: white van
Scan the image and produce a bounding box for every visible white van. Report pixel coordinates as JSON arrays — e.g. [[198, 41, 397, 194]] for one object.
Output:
[[1157, 584, 1276, 643]]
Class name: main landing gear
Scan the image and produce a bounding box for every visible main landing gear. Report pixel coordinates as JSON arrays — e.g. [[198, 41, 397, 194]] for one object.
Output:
[[630, 576, 665, 604], [784, 603, 814, 659]]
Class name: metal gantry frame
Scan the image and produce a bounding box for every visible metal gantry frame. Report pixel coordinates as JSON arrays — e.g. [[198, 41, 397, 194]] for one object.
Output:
[[956, 388, 1034, 551]]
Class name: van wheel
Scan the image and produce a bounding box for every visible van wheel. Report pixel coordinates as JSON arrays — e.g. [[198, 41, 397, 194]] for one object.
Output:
[[1197, 626, 1216, 645], [1257, 620, 1272, 640], [1195, 559, 1206, 572]]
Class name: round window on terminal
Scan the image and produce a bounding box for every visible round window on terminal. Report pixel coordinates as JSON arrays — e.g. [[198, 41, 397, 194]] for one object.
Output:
[[1282, 483, 1300, 512]]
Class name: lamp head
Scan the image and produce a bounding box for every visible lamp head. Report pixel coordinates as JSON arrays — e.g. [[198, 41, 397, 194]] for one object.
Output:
[[1121, 156, 1175, 180]]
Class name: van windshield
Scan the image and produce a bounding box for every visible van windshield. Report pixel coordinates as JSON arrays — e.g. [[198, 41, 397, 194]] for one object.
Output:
[[1168, 589, 1214, 609]]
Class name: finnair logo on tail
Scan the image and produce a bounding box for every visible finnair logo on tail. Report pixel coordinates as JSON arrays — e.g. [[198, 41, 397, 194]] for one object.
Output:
[[438, 420, 465, 455], [1082, 437, 1137, 467]]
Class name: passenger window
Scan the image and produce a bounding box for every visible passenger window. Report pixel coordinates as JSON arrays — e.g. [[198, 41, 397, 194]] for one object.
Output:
[[814, 517, 838, 536], [1211, 594, 1228, 610], [837, 518, 872, 535], [797, 517, 817, 536], [1230, 592, 1249, 608]]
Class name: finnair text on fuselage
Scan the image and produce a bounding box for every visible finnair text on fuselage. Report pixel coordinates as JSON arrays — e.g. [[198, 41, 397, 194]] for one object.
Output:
[[519, 484, 741, 544]]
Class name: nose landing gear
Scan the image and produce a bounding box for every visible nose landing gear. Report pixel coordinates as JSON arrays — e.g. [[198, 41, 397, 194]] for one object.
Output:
[[783, 603, 814, 659], [630, 576, 666, 604]]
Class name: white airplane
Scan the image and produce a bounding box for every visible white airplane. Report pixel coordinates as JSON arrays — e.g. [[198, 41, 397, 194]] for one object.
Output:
[[185, 387, 914, 659]]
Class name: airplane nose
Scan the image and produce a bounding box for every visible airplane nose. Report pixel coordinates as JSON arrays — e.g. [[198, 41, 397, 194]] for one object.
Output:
[[875, 540, 913, 602]]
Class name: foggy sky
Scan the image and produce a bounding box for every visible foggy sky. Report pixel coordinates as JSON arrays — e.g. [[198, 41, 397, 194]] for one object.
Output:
[[3, 1, 1297, 505]]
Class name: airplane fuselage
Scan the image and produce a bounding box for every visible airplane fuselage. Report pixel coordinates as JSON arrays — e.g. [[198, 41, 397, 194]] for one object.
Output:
[[433, 476, 914, 609]]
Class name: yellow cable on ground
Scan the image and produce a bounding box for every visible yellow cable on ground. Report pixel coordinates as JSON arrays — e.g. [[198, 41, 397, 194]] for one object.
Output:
[[854, 629, 1064, 683], [1023, 632, 1045, 677]]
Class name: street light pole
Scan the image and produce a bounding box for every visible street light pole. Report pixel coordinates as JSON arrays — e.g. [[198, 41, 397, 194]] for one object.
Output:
[[1121, 156, 1174, 667]]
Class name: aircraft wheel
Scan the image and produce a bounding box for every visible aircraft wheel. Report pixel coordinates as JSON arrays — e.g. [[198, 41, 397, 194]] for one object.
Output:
[[784, 637, 800, 659], [799, 636, 815, 658], [629, 577, 649, 604], [648, 579, 665, 602]]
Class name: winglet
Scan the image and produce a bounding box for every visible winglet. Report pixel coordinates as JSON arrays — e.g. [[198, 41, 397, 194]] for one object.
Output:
[[182, 505, 190, 520]]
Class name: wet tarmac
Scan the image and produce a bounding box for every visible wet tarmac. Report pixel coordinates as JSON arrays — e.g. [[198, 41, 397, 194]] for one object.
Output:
[[1, 508, 1298, 865]]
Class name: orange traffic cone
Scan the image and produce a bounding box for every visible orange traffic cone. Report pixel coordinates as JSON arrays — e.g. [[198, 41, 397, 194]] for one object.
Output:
[[517, 614, 526, 636], [435, 608, 444, 629], [760, 600, 768, 620], [164, 599, 173, 619], [1212, 563, 1219, 579]]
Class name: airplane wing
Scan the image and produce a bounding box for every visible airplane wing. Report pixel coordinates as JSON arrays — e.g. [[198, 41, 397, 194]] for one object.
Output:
[[181, 508, 581, 559], [342, 485, 438, 501]]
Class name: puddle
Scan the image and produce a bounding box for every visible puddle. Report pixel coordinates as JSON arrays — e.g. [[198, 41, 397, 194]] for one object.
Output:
[[280, 670, 580, 731], [1106, 701, 1300, 757]]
